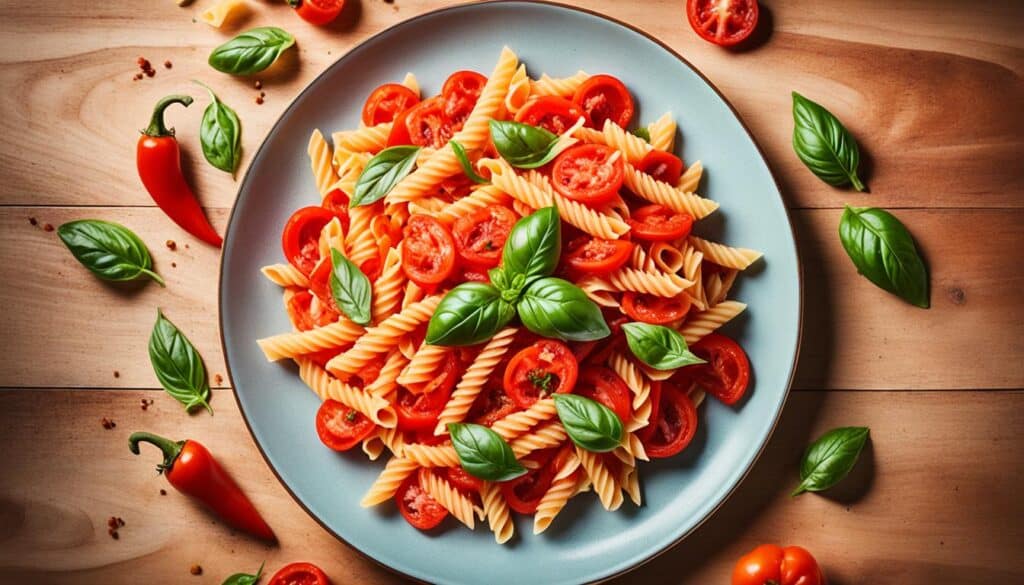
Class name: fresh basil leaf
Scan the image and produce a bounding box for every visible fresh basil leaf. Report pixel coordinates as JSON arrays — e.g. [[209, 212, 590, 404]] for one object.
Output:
[[518, 277, 610, 342], [839, 206, 929, 308], [149, 310, 212, 414], [448, 423, 527, 482], [489, 120, 560, 169], [329, 248, 372, 325], [209, 27, 295, 75], [193, 81, 241, 175], [425, 283, 516, 346], [501, 206, 560, 281], [222, 562, 264, 585], [631, 127, 651, 143], [450, 140, 489, 184], [488, 267, 510, 291], [351, 146, 420, 207], [57, 220, 165, 286], [792, 427, 870, 496], [553, 394, 623, 452], [792, 91, 866, 191], [622, 322, 706, 370]]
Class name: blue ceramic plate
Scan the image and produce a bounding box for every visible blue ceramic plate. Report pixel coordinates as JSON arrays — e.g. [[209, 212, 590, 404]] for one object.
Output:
[[221, 2, 801, 583]]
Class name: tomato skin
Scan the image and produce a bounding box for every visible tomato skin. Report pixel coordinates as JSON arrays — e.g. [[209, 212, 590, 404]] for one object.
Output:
[[551, 143, 625, 206], [499, 449, 559, 514], [678, 333, 751, 405], [621, 292, 691, 325], [572, 74, 635, 129], [444, 466, 484, 493], [576, 366, 632, 422], [282, 206, 336, 276], [315, 399, 375, 451], [468, 385, 521, 426], [565, 237, 633, 275], [732, 544, 825, 585], [405, 96, 456, 148], [307, 257, 342, 316], [641, 379, 698, 458], [386, 105, 415, 147], [292, 0, 345, 26], [267, 561, 332, 585], [503, 340, 579, 408], [686, 0, 760, 47], [395, 353, 459, 431], [286, 290, 339, 332], [514, 96, 585, 134], [637, 150, 685, 185], [401, 214, 457, 288], [362, 83, 419, 127], [396, 472, 448, 530], [628, 205, 694, 241], [452, 206, 517, 269], [441, 70, 487, 125]]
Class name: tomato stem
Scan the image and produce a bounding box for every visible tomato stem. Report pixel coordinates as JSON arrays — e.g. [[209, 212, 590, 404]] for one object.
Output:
[[143, 94, 193, 138], [128, 431, 185, 473]]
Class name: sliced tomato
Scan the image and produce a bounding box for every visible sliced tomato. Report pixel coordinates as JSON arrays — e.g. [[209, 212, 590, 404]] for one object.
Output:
[[564, 237, 633, 275], [572, 74, 635, 129], [282, 206, 336, 276], [307, 256, 342, 317], [551, 143, 625, 206], [395, 354, 459, 431], [628, 205, 694, 242], [452, 206, 517, 269], [621, 292, 691, 325], [405, 96, 456, 148], [441, 70, 487, 125], [468, 385, 521, 426], [396, 472, 448, 530], [499, 448, 559, 514], [444, 466, 484, 494], [386, 105, 415, 147], [419, 352, 461, 395], [267, 562, 331, 585], [292, 0, 345, 26], [637, 150, 685, 185], [677, 333, 751, 405], [514, 96, 585, 135], [315, 399, 375, 451], [576, 366, 632, 423], [401, 214, 456, 288], [503, 340, 578, 408], [641, 380, 698, 458], [686, 0, 760, 47], [285, 290, 338, 332], [362, 83, 419, 127]]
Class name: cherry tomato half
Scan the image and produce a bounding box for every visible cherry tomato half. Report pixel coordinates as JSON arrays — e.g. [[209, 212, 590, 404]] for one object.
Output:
[[395, 354, 459, 431], [282, 206, 336, 275], [468, 385, 521, 427], [637, 150, 685, 185], [627, 205, 694, 241], [267, 561, 332, 585], [386, 105, 415, 147], [565, 237, 633, 275], [576, 366, 632, 423], [285, 290, 338, 332], [641, 379, 698, 458], [308, 256, 341, 316], [402, 214, 457, 288], [499, 448, 565, 514], [686, 0, 760, 48], [678, 333, 751, 405], [291, 0, 345, 27], [572, 74, 635, 129], [503, 340, 579, 408], [551, 143, 625, 206], [621, 292, 691, 325], [405, 96, 456, 148], [315, 399, 375, 451], [732, 544, 825, 585], [514, 96, 585, 135], [442, 70, 487, 125], [452, 206, 517, 269], [362, 83, 419, 127], [396, 471, 448, 530], [444, 466, 484, 494], [320, 189, 352, 231]]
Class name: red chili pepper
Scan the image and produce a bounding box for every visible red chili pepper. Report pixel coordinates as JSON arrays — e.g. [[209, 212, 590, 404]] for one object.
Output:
[[129, 432, 274, 541], [137, 95, 223, 247]]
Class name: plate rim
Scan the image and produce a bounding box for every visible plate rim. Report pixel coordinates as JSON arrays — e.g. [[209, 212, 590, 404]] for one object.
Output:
[[218, 1, 804, 582]]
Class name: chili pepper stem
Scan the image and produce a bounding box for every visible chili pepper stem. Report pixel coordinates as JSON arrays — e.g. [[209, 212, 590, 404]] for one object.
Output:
[[140, 268, 166, 287], [143, 94, 194, 137], [128, 431, 185, 473]]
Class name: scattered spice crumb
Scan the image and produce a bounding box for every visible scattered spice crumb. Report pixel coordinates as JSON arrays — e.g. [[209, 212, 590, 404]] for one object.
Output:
[[171, 262, 177, 268], [101, 417, 116, 430], [113, 370, 120, 378], [254, 80, 263, 90], [185, 243, 190, 249], [164, 60, 173, 69], [260, 91, 266, 97], [947, 286, 966, 305], [166, 239, 177, 251], [160, 489, 167, 496], [107, 517, 124, 539], [256, 96, 264, 105], [136, 56, 156, 79], [29, 217, 38, 226], [214, 374, 224, 386], [43, 223, 54, 232], [383, 0, 394, 4], [190, 564, 203, 576], [140, 398, 155, 411]]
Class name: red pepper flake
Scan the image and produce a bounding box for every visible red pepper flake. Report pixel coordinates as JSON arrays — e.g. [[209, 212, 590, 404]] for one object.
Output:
[[101, 417, 116, 430], [43, 223, 54, 232], [260, 91, 266, 97], [255, 96, 264, 105], [254, 80, 263, 90], [113, 370, 120, 378], [160, 489, 167, 496], [166, 239, 177, 251], [164, 60, 173, 69], [28, 217, 38, 226], [190, 564, 203, 576], [140, 398, 155, 411], [137, 57, 147, 67], [109, 529, 119, 540], [171, 262, 177, 268], [214, 374, 224, 386], [185, 243, 190, 249], [145, 69, 156, 78]]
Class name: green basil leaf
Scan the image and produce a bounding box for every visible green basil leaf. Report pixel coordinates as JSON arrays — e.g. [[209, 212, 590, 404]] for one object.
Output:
[[631, 127, 651, 143], [425, 283, 516, 346], [194, 81, 241, 175], [329, 248, 372, 325], [792, 427, 870, 496], [488, 267, 510, 291], [518, 277, 610, 342], [489, 120, 560, 169], [791, 91, 866, 191], [448, 423, 527, 482], [57, 220, 164, 286], [149, 310, 212, 414], [839, 206, 929, 308], [553, 394, 623, 452], [501, 206, 561, 281], [351, 146, 420, 207], [221, 562, 264, 585], [209, 27, 295, 75], [622, 322, 706, 370], [450, 140, 489, 184]]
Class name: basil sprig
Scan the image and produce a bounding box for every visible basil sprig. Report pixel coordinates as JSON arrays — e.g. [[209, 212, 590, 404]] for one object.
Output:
[[450, 140, 489, 184], [792, 91, 866, 191], [222, 562, 264, 585], [792, 426, 870, 496], [622, 322, 705, 370], [194, 81, 241, 175], [631, 127, 651, 143], [209, 27, 295, 75], [57, 220, 165, 286], [351, 146, 420, 207], [448, 423, 526, 481], [839, 206, 929, 308], [149, 310, 212, 414], [553, 394, 623, 452], [489, 120, 562, 169], [518, 277, 610, 341], [425, 283, 515, 346], [329, 248, 372, 325], [500, 206, 561, 281]]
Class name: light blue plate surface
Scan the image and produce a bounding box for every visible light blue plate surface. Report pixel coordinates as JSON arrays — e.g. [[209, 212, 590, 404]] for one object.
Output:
[[220, 3, 801, 583]]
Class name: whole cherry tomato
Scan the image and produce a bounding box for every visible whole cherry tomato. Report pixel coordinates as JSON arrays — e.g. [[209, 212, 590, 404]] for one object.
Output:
[[732, 544, 825, 585]]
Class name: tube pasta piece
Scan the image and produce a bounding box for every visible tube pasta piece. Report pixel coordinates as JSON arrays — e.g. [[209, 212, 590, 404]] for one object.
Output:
[[480, 481, 514, 543], [688, 235, 763, 270], [509, 421, 568, 458], [624, 164, 718, 219], [647, 112, 677, 152], [361, 432, 386, 461], [332, 122, 392, 153], [360, 457, 419, 507], [533, 451, 581, 534], [679, 300, 747, 345], [260, 263, 309, 288], [576, 448, 623, 511], [677, 160, 704, 193], [434, 185, 512, 227], [650, 242, 686, 274], [434, 327, 518, 434], [398, 344, 453, 389], [308, 129, 340, 197], [256, 319, 364, 361], [199, 0, 248, 28], [531, 70, 589, 97], [419, 469, 479, 529], [325, 296, 441, 378]]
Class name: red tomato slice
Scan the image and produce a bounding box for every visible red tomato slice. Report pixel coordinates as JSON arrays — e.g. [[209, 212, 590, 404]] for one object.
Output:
[[627, 205, 694, 242], [401, 214, 457, 288], [395, 354, 459, 431], [686, 0, 760, 47], [285, 290, 338, 332], [396, 472, 448, 530], [292, 0, 345, 27], [468, 385, 521, 426], [452, 206, 517, 269], [282, 206, 335, 276], [637, 150, 685, 185], [499, 448, 559, 514], [362, 83, 419, 127], [315, 399, 375, 451], [503, 340, 579, 408], [678, 333, 751, 405], [621, 292, 691, 325], [405, 96, 456, 148], [551, 143, 625, 206], [307, 256, 342, 316], [564, 237, 633, 275], [572, 74, 635, 129], [514, 96, 585, 135], [444, 466, 484, 494], [441, 70, 487, 125], [267, 562, 331, 585], [320, 189, 352, 231], [576, 366, 632, 423], [642, 380, 698, 458], [386, 105, 415, 147]]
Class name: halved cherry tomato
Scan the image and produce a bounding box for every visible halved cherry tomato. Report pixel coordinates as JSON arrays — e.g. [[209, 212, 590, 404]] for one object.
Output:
[[401, 214, 457, 288], [350, 354, 387, 389], [565, 237, 633, 275], [469, 385, 521, 426], [514, 96, 585, 135], [419, 352, 461, 395], [678, 333, 751, 405], [499, 448, 559, 514], [315, 399, 375, 451], [576, 366, 632, 423], [444, 466, 484, 493], [307, 256, 341, 315], [396, 471, 448, 530], [362, 83, 419, 127], [572, 74, 634, 129], [291, 0, 345, 26], [386, 105, 415, 147], [637, 150, 685, 185], [642, 379, 698, 458], [503, 340, 579, 408], [441, 70, 487, 125], [285, 290, 338, 332], [732, 544, 825, 585], [359, 254, 382, 283], [320, 190, 352, 231], [687, 0, 760, 47], [452, 206, 517, 269], [621, 292, 691, 325], [405, 96, 456, 148], [395, 354, 458, 431], [282, 206, 336, 275], [628, 205, 694, 241], [551, 143, 625, 205]]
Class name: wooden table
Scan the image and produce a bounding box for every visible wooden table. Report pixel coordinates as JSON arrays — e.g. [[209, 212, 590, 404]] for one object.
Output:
[[1, 0, 1021, 583]]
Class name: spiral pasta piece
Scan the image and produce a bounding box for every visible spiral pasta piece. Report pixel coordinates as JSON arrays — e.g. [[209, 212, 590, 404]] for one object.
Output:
[[346, 204, 379, 268], [609, 352, 650, 415], [401, 281, 425, 309], [679, 300, 747, 344], [479, 481, 514, 543], [297, 358, 398, 427], [533, 451, 581, 534], [317, 216, 346, 261], [677, 160, 704, 193], [326, 296, 441, 377], [490, 398, 558, 440], [650, 242, 686, 274], [333, 122, 392, 153], [398, 343, 453, 389], [332, 148, 372, 180], [505, 63, 530, 114], [257, 318, 365, 361], [365, 349, 408, 399], [402, 443, 460, 468], [509, 421, 568, 458], [577, 275, 620, 308], [624, 164, 718, 219], [622, 463, 642, 506], [260, 263, 309, 288], [401, 72, 420, 96], [419, 469, 479, 529], [531, 70, 589, 97], [407, 197, 450, 215], [308, 129, 339, 197], [435, 185, 512, 227], [434, 327, 518, 434], [360, 456, 419, 507], [647, 112, 677, 152], [600, 119, 654, 164], [604, 266, 693, 297], [576, 448, 623, 511], [371, 248, 404, 324], [688, 235, 763, 270], [361, 433, 386, 461]]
